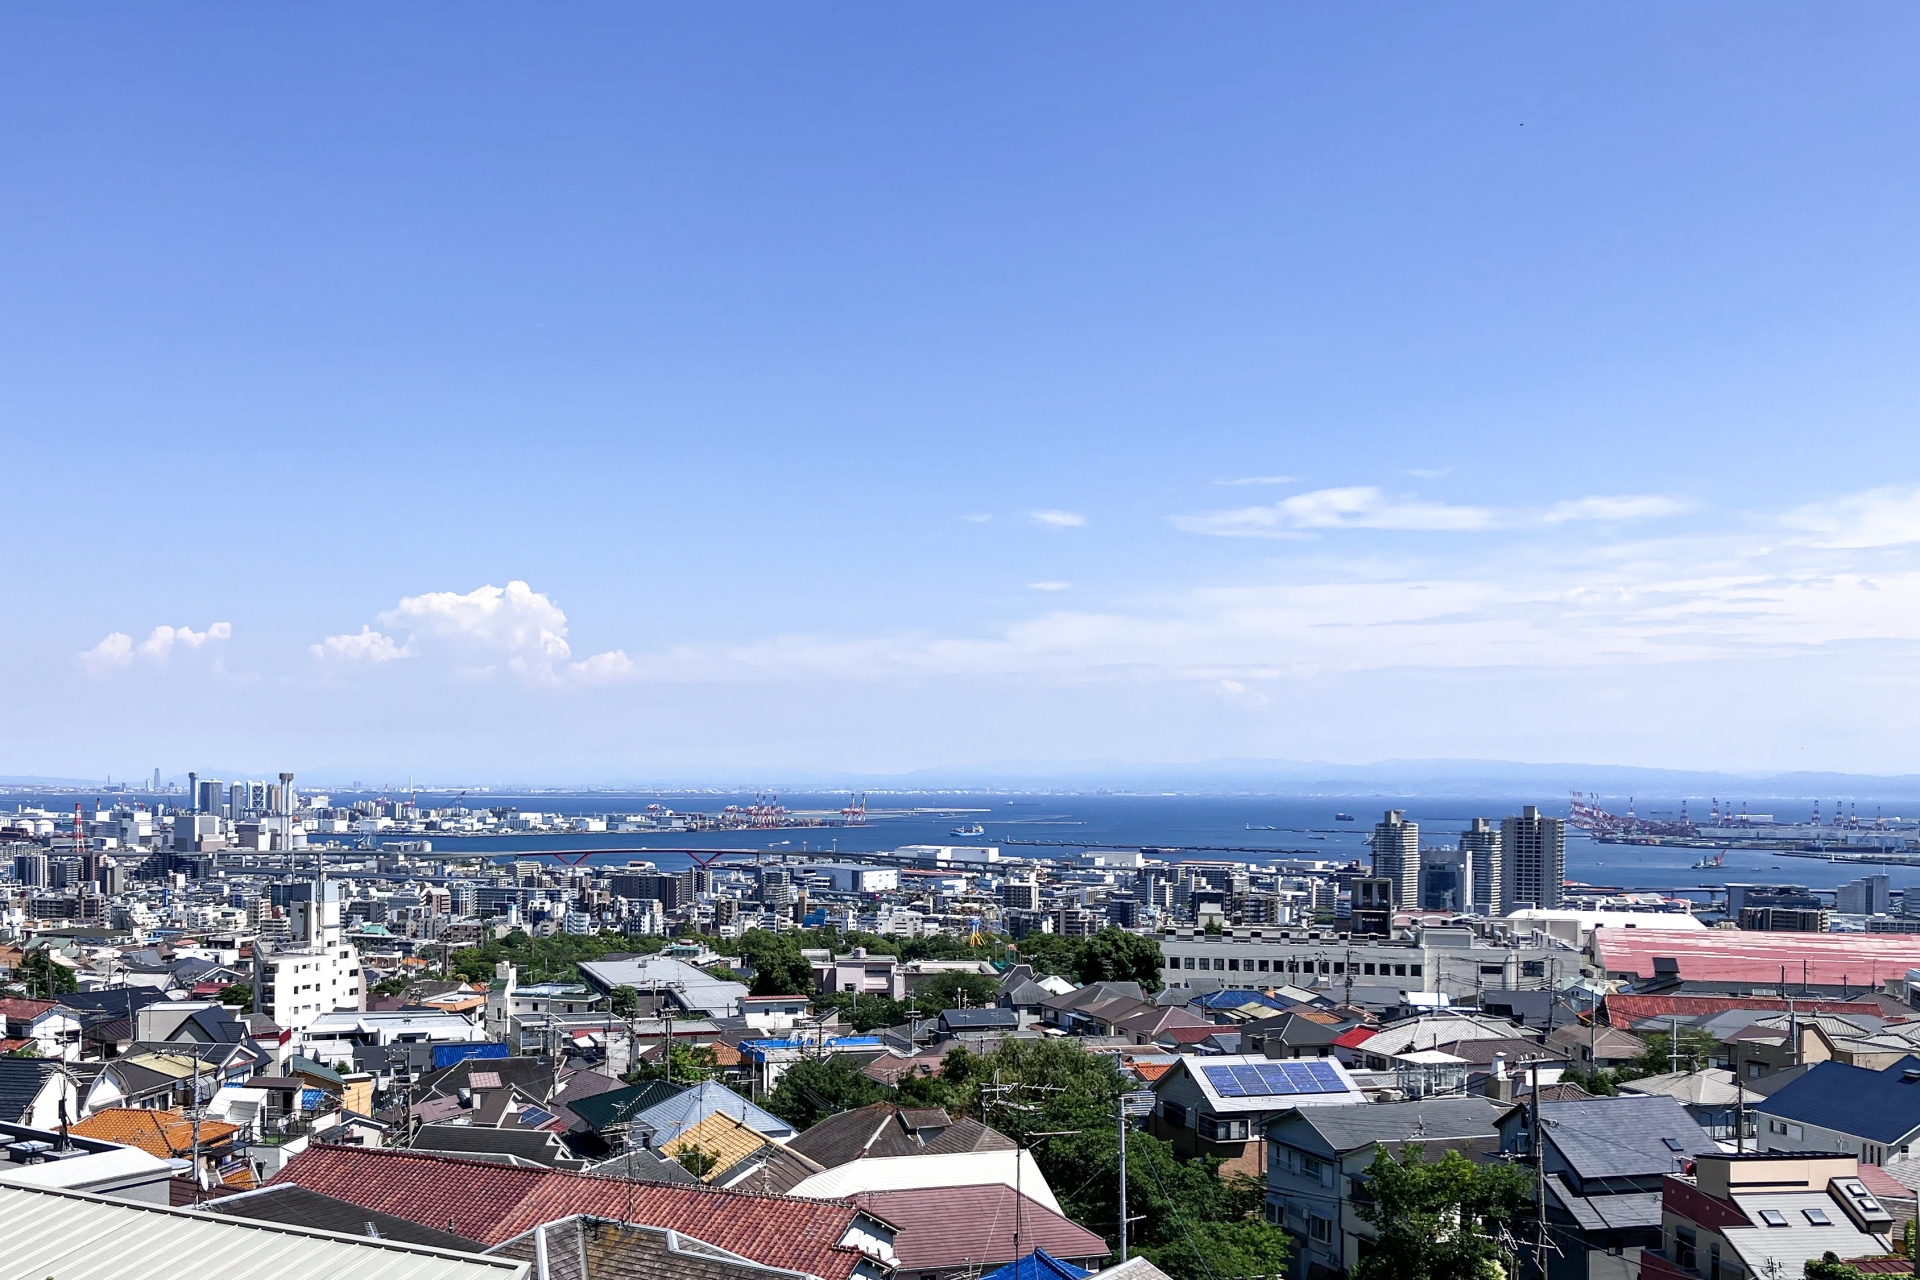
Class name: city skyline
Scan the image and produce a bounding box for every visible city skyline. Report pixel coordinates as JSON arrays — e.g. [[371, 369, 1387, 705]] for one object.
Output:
[[9, 8, 1920, 778]]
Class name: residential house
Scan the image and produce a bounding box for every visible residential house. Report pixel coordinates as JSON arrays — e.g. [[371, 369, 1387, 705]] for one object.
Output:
[[0, 1058, 82, 1129], [788, 1102, 1014, 1169], [488, 1215, 833, 1280], [1753, 1056, 1920, 1166], [657, 1110, 826, 1193], [0, 997, 83, 1060], [1618, 1070, 1751, 1142], [1265, 1097, 1506, 1277], [1242, 1012, 1341, 1059], [790, 1148, 1065, 1214], [1150, 1054, 1363, 1178], [810, 949, 908, 1001], [68, 1106, 246, 1190], [625, 1078, 794, 1148], [849, 1185, 1108, 1280], [1547, 1023, 1647, 1074], [1495, 1093, 1721, 1280], [1642, 1153, 1898, 1280], [272, 1143, 897, 1279], [1039, 982, 1150, 1035]]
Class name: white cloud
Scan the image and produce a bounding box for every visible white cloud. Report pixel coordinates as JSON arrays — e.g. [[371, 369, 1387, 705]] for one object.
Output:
[[1175, 486, 1496, 537], [320, 581, 630, 684], [1214, 679, 1270, 709], [312, 627, 412, 663], [79, 622, 231, 677], [1544, 494, 1691, 523], [79, 632, 134, 676], [1405, 468, 1451, 479], [1031, 509, 1087, 528], [961, 513, 993, 523], [1027, 581, 1072, 591], [1214, 475, 1296, 486], [1784, 486, 1920, 548]]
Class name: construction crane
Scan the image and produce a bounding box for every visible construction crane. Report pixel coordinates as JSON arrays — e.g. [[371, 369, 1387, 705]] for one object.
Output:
[[839, 793, 867, 826]]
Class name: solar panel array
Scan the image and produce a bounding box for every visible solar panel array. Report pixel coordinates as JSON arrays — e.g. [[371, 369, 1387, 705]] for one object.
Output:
[[1202, 1060, 1346, 1098], [517, 1106, 558, 1129]]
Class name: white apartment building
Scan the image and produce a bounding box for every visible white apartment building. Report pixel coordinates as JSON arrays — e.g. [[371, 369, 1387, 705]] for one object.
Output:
[[252, 880, 363, 1033], [1157, 924, 1564, 1001]]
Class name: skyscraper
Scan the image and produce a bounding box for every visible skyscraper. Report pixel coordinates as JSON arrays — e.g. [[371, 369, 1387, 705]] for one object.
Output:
[[1371, 809, 1419, 910], [1501, 805, 1565, 910], [1460, 818, 1502, 916]]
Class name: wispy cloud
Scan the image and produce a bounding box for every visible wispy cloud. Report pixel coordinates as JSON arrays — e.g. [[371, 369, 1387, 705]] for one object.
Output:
[[1405, 467, 1451, 479], [1214, 475, 1296, 487], [1177, 486, 1690, 538], [961, 513, 993, 523], [1544, 494, 1691, 523], [79, 622, 231, 677], [1028, 581, 1072, 591], [1784, 486, 1920, 549], [316, 581, 630, 684], [1175, 486, 1497, 537], [1031, 509, 1087, 528]]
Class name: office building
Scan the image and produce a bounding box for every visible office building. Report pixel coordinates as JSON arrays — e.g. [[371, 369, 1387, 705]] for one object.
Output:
[[1370, 810, 1419, 910], [1501, 805, 1564, 910], [1350, 877, 1394, 936], [1418, 848, 1471, 913], [194, 777, 226, 817], [1838, 874, 1893, 916], [1460, 818, 1502, 916]]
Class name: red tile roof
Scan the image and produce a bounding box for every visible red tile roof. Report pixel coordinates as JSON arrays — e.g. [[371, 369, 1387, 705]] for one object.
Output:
[[851, 1184, 1109, 1270], [1593, 931, 1920, 988], [1853, 1163, 1916, 1204], [272, 1143, 877, 1279], [0, 998, 56, 1021], [1333, 1027, 1377, 1050]]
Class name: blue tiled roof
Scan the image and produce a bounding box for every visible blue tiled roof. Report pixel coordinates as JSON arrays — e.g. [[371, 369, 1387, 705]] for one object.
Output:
[[1193, 989, 1287, 1012], [1751, 1055, 1920, 1145]]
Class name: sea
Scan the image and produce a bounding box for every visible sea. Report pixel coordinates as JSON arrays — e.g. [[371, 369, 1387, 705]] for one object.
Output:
[[15, 788, 1920, 900]]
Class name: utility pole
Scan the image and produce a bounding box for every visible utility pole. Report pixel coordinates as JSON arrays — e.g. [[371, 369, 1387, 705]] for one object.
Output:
[[1531, 1058, 1546, 1280], [1736, 1070, 1746, 1154], [1118, 1096, 1129, 1262]]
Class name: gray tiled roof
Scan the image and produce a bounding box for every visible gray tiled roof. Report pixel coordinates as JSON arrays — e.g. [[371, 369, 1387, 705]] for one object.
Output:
[[1535, 1094, 1717, 1179], [1276, 1098, 1506, 1154]]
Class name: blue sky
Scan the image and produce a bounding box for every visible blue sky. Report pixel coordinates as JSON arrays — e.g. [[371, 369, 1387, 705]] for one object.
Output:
[[9, 6, 1920, 782]]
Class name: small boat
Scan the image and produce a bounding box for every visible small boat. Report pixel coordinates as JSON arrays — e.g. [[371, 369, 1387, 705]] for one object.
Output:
[[1335, 813, 1355, 822], [951, 823, 986, 837]]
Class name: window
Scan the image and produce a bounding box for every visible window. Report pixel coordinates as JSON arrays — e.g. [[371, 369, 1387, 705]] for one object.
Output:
[[1675, 1227, 1697, 1269], [1663, 1138, 1686, 1151], [1409, 965, 1422, 977], [1333, 963, 1344, 975], [1228, 958, 1240, 972], [1758, 1210, 1789, 1228], [1183, 957, 1195, 970], [1162, 1101, 1188, 1127], [1769, 1119, 1786, 1135], [1259, 960, 1270, 972], [1364, 963, 1376, 975], [1198, 1114, 1250, 1142], [1521, 961, 1545, 978], [1309, 1215, 1333, 1243], [1393, 964, 1407, 977], [1803, 1209, 1831, 1226]]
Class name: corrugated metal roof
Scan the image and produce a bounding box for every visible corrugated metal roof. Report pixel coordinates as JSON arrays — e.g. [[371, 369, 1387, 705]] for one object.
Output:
[[0, 1182, 528, 1280], [1594, 931, 1920, 986], [789, 1149, 1063, 1215]]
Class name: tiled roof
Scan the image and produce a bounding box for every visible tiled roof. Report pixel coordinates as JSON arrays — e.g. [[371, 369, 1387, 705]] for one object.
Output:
[[1333, 1027, 1377, 1050], [273, 1145, 878, 1279], [0, 998, 57, 1020], [660, 1112, 779, 1179], [566, 1079, 686, 1131], [1594, 931, 1920, 987], [1753, 1056, 1920, 1144], [850, 1184, 1107, 1270], [70, 1108, 239, 1158]]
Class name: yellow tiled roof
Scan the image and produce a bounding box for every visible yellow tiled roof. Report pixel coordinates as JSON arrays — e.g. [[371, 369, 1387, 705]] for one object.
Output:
[[656, 1111, 771, 1180]]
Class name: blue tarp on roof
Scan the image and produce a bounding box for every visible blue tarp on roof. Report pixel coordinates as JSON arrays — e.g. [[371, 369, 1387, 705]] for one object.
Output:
[[978, 1250, 1092, 1280], [432, 1042, 508, 1069], [1193, 989, 1287, 1012]]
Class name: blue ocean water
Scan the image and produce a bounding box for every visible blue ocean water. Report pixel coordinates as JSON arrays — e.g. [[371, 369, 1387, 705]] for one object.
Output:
[[15, 789, 1916, 898]]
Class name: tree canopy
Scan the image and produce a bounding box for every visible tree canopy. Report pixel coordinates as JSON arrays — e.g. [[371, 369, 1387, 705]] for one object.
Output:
[[1350, 1144, 1532, 1280], [763, 1055, 888, 1130]]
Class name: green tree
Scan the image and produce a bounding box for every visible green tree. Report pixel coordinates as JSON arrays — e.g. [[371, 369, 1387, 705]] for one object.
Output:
[[731, 930, 814, 997], [816, 991, 910, 1032], [915, 971, 999, 1011], [17, 950, 77, 999], [1807, 1252, 1872, 1280], [607, 985, 640, 1019], [1618, 1029, 1719, 1082], [369, 976, 411, 997], [218, 982, 253, 1008], [448, 929, 663, 985], [763, 1055, 887, 1131], [675, 1144, 722, 1178], [1350, 1144, 1532, 1280], [1016, 933, 1083, 978], [1075, 927, 1165, 994], [625, 1041, 721, 1086], [1142, 1218, 1291, 1280]]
